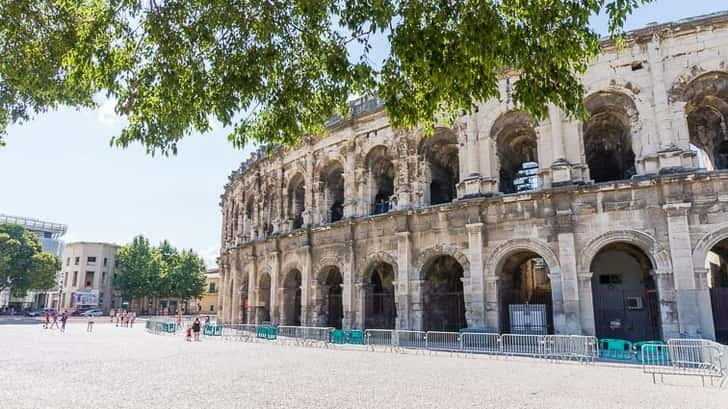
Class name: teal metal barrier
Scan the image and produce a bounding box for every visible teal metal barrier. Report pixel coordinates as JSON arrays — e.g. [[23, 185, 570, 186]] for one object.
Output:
[[599, 338, 633, 360]]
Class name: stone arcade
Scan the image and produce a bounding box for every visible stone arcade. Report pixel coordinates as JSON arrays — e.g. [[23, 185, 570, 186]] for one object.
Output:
[[218, 12, 728, 342]]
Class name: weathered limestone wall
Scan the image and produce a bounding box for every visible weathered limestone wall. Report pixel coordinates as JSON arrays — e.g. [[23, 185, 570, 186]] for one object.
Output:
[[217, 12, 728, 340]]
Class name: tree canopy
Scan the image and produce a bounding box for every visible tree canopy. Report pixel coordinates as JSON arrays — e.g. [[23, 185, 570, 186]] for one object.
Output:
[[0, 0, 651, 154], [115, 235, 206, 308], [0, 223, 61, 296]]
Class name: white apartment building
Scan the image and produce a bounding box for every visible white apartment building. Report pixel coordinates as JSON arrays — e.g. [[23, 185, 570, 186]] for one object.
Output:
[[58, 242, 120, 313]]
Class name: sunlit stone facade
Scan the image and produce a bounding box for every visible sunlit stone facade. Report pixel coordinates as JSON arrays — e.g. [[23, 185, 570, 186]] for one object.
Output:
[[218, 12, 728, 342]]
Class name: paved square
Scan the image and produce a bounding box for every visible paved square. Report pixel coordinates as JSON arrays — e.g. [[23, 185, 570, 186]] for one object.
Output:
[[1, 321, 725, 408]]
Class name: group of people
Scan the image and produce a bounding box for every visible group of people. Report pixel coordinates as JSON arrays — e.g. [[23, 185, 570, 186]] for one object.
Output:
[[110, 309, 136, 328], [43, 310, 69, 332]]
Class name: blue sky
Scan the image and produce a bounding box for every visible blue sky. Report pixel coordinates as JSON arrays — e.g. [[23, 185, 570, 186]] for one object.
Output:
[[0, 1, 723, 266]]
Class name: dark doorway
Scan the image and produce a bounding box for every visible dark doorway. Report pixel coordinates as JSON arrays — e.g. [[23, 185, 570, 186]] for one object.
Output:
[[421, 131, 459, 205], [257, 273, 271, 324], [422, 255, 467, 331], [591, 243, 660, 341], [583, 92, 637, 182], [282, 270, 302, 325], [364, 262, 396, 329], [498, 252, 553, 334], [319, 267, 343, 329]]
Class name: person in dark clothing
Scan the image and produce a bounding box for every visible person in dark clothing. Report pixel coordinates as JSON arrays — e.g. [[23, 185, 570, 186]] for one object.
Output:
[[192, 318, 201, 341]]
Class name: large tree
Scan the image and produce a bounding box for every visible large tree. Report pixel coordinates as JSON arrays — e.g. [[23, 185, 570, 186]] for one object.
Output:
[[169, 249, 206, 302], [0, 1, 651, 153], [0, 223, 61, 296], [115, 235, 161, 304], [115, 236, 206, 312]]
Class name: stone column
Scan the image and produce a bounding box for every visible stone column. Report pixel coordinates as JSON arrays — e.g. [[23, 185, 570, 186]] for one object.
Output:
[[303, 151, 314, 226], [396, 232, 412, 329], [344, 142, 357, 218], [478, 136, 497, 193], [556, 229, 582, 334], [484, 275, 499, 330], [246, 264, 256, 325], [653, 270, 680, 340], [693, 267, 716, 340], [409, 279, 425, 331], [269, 251, 280, 325], [219, 266, 228, 321], [577, 272, 596, 336], [458, 117, 482, 198], [231, 259, 240, 323], [648, 34, 687, 171], [670, 101, 698, 169], [465, 223, 486, 329], [663, 202, 700, 337], [301, 245, 312, 325], [356, 282, 366, 329], [548, 105, 574, 186]]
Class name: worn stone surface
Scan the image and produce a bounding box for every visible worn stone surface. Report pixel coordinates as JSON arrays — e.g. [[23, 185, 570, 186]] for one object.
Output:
[[2, 322, 726, 409]]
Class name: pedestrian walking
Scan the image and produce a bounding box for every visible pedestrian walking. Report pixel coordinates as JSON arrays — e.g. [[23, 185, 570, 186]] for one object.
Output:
[[50, 311, 59, 329], [60, 311, 68, 332], [109, 308, 115, 323], [87, 316, 94, 332], [192, 318, 201, 341], [176, 310, 182, 329], [44, 310, 50, 329], [130, 312, 136, 328]]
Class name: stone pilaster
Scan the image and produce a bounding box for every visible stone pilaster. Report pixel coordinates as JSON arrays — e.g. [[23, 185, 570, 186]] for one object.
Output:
[[396, 231, 412, 329], [663, 202, 700, 337], [465, 222, 486, 329], [577, 272, 595, 336]]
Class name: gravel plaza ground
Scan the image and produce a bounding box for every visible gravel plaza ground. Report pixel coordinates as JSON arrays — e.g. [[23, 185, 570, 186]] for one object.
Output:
[[1, 320, 726, 409]]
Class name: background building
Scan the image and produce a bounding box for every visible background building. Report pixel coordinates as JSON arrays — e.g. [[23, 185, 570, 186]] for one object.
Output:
[[0, 214, 67, 311], [58, 242, 120, 313], [195, 268, 220, 315], [218, 12, 728, 343]]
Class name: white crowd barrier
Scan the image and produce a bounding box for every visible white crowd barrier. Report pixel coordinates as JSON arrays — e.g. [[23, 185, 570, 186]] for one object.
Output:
[[361, 330, 599, 362], [426, 331, 462, 355], [642, 339, 728, 386], [365, 329, 395, 352]]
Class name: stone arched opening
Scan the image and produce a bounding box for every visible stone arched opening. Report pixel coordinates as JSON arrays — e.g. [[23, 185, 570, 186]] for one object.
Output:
[[319, 161, 345, 223], [239, 274, 249, 324], [583, 91, 637, 182], [287, 173, 306, 229], [491, 111, 539, 194], [315, 266, 344, 328], [244, 197, 255, 241], [682, 71, 728, 170], [366, 146, 395, 215], [280, 269, 302, 326], [590, 243, 660, 341], [363, 261, 396, 329], [701, 237, 728, 343], [496, 251, 553, 334], [420, 130, 459, 205], [421, 255, 466, 331], [256, 273, 272, 324]]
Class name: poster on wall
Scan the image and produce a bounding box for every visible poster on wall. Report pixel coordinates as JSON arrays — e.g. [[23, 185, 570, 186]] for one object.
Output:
[[74, 289, 99, 307]]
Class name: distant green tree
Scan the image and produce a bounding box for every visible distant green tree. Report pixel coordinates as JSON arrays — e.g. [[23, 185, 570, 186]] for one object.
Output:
[[114, 235, 161, 306], [0, 223, 60, 296], [169, 249, 206, 302]]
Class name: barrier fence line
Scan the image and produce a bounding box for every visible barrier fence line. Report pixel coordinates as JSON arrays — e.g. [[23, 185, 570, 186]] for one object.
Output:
[[425, 331, 461, 355], [144, 322, 725, 386], [642, 339, 728, 386]]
